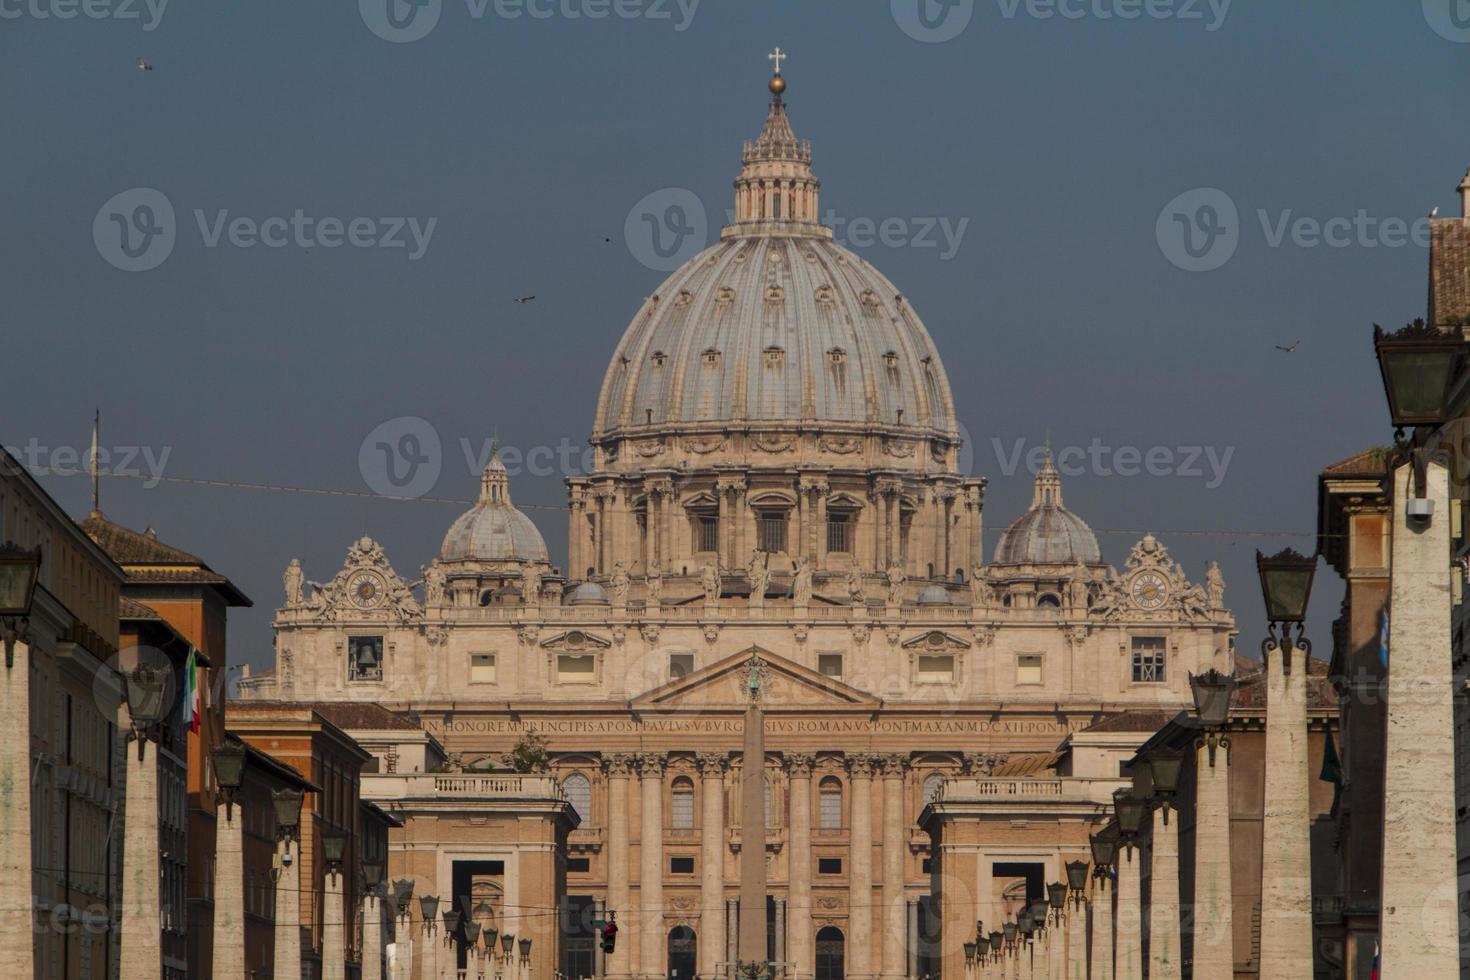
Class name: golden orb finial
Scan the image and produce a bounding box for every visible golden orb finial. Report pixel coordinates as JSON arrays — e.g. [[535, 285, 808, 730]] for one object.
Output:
[[769, 74, 787, 96]]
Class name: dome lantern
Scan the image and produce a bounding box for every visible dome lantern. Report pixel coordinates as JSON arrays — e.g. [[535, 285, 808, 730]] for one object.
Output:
[[730, 50, 823, 234]]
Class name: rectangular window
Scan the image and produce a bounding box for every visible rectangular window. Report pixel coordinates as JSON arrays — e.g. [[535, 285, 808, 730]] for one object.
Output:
[[917, 654, 954, 683], [818, 858, 843, 875], [567, 858, 590, 873], [826, 515, 853, 554], [817, 654, 844, 680], [1131, 637, 1167, 683], [669, 653, 694, 681], [670, 856, 695, 874], [758, 513, 787, 553], [348, 636, 384, 681], [695, 515, 719, 553], [557, 654, 596, 683], [470, 653, 497, 684], [1016, 653, 1043, 685]]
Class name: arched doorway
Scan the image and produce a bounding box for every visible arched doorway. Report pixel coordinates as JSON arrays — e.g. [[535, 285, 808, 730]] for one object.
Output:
[[667, 925, 697, 980], [815, 926, 845, 980]]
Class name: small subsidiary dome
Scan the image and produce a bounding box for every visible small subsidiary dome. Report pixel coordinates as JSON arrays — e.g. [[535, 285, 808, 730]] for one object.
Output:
[[440, 453, 549, 564], [993, 456, 1102, 566]]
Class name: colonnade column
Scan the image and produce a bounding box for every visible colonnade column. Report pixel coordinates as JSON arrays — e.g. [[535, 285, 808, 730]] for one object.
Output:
[[1147, 802, 1181, 980], [273, 835, 303, 980], [1114, 846, 1141, 980], [604, 755, 636, 980], [119, 731, 162, 980], [1191, 732, 1233, 980], [639, 753, 667, 980], [322, 864, 345, 980], [362, 889, 383, 980], [1258, 627, 1312, 979], [212, 801, 246, 980], [786, 755, 815, 979], [698, 753, 728, 979], [1088, 875, 1113, 980], [879, 756, 907, 980], [847, 755, 876, 980]]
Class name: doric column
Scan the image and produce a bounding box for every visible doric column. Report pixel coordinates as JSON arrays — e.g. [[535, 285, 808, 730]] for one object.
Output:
[[1258, 632, 1312, 979], [1381, 459, 1459, 973], [274, 836, 303, 980], [604, 755, 637, 980], [847, 754, 877, 980], [639, 753, 667, 980], [362, 891, 383, 980], [786, 754, 815, 978], [698, 753, 728, 978], [879, 755, 907, 980], [212, 803, 247, 980], [119, 736, 162, 980], [1147, 803, 1181, 979], [1192, 731, 1233, 980], [1114, 847, 1141, 980], [1088, 876, 1113, 980]]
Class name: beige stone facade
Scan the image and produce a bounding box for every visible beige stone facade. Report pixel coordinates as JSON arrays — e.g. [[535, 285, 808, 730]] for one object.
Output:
[[238, 72, 1237, 980]]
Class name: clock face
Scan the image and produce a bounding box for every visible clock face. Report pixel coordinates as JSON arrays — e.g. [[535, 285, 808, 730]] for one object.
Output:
[[1130, 571, 1169, 609], [348, 572, 384, 609]]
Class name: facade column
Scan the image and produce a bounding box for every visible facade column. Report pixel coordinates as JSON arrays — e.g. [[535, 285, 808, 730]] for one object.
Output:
[[1381, 459, 1459, 973], [786, 755, 815, 979], [593, 493, 606, 575], [605, 755, 636, 980], [814, 489, 829, 569], [847, 755, 876, 980], [639, 753, 667, 980], [718, 485, 731, 569], [1147, 804, 1181, 979], [775, 898, 787, 970], [568, 495, 583, 579], [726, 898, 739, 970], [1258, 627, 1312, 979], [698, 754, 728, 978], [1191, 737, 1233, 980], [1114, 847, 1141, 980], [363, 890, 384, 980], [879, 756, 907, 980], [1088, 877, 1113, 980], [323, 866, 345, 980], [906, 900, 919, 979], [212, 802, 247, 980], [274, 836, 303, 980], [120, 735, 162, 980]]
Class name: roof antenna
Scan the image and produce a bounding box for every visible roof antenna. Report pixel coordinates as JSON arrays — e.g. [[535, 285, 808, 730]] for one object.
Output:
[[89, 408, 101, 519]]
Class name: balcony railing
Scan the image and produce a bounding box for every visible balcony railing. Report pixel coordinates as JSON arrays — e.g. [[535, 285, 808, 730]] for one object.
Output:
[[936, 778, 1066, 800], [360, 773, 564, 801]]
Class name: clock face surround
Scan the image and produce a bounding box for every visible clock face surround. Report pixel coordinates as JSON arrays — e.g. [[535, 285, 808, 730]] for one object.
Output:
[[349, 571, 384, 608], [1130, 571, 1169, 609]]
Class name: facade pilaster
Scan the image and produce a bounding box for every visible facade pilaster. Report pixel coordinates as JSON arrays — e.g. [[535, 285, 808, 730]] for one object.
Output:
[[878, 755, 907, 980], [604, 754, 637, 980], [697, 753, 728, 978], [846, 754, 877, 980], [786, 754, 815, 979], [638, 753, 667, 980]]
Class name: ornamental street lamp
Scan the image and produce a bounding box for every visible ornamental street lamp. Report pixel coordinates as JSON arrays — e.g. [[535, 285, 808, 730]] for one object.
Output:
[[123, 662, 168, 757], [212, 741, 247, 815], [1112, 788, 1147, 842], [963, 941, 977, 966], [1256, 548, 1316, 670], [273, 788, 304, 843], [501, 931, 516, 959], [419, 895, 440, 935], [1066, 861, 1088, 900], [518, 936, 532, 961], [483, 927, 499, 953], [1189, 669, 1238, 766], [0, 542, 41, 668], [363, 860, 385, 895], [322, 830, 347, 876], [1374, 319, 1460, 428]]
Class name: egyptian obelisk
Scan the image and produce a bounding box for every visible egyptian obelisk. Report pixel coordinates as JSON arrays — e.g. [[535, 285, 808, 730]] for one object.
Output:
[[739, 654, 769, 978]]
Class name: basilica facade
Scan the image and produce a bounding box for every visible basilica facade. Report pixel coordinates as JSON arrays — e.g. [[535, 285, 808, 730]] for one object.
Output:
[[239, 71, 1236, 980]]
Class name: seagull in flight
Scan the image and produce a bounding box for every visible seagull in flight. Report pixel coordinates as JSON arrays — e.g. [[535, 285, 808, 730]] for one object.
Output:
[[137, 57, 154, 71], [1275, 340, 1301, 353], [513, 295, 536, 304]]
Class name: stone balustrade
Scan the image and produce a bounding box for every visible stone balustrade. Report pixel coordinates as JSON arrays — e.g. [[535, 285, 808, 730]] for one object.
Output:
[[360, 773, 564, 801]]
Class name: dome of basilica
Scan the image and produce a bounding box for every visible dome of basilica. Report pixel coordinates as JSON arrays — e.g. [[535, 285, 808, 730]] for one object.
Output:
[[993, 456, 1101, 566], [592, 85, 955, 447], [440, 454, 549, 564]]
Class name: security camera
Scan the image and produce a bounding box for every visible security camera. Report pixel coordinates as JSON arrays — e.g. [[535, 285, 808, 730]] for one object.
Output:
[[1406, 497, 1436, 521], [282, 849, 293, 868]]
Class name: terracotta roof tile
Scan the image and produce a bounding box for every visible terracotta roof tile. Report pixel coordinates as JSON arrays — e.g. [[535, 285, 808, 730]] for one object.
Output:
[[1321, 448, 1391, 478], [1081, 710, 1179, 734], [118, 596, 164, 620]]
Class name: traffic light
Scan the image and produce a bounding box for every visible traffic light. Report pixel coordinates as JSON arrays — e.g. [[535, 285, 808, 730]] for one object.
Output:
[[600, 920, 618, 954]]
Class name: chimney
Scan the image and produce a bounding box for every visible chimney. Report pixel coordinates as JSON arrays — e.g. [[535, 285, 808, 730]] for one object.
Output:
[[1459, 166, 1470, 217]]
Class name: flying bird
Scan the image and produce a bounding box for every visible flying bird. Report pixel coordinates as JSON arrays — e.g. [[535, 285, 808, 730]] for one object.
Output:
[[602, 236, 614, 244], [513, 295, 536, 304], [1275, 340, 1301, 353], [136, 58, 153, 71]]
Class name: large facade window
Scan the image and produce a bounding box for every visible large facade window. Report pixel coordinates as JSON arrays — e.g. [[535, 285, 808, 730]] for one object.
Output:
[[1131, 637, 1167, 683], [669, 653, 694, 681], [562, 773, 591, 823], [757, 512, 787, 553], [817, 653, 843, 680], [557, 654, 596, 683], [826, 513, 853, 553], [470, 653, 497, 684], [916, 655, 954, 683], [672, 776, 695, 830], [693, 513, 719, 553], [818, 776, 843, 831], [1016, 653, 1042, 685]]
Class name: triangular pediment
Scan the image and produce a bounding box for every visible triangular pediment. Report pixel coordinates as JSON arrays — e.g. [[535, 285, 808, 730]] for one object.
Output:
[[632, 646, 880, 711]]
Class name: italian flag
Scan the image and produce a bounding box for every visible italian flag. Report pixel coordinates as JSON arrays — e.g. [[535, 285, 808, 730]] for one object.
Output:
[[181, 649, 200, 734]]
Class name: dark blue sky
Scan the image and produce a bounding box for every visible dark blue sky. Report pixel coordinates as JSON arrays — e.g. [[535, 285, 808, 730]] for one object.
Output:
[[4, 1, 1466, 673]]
